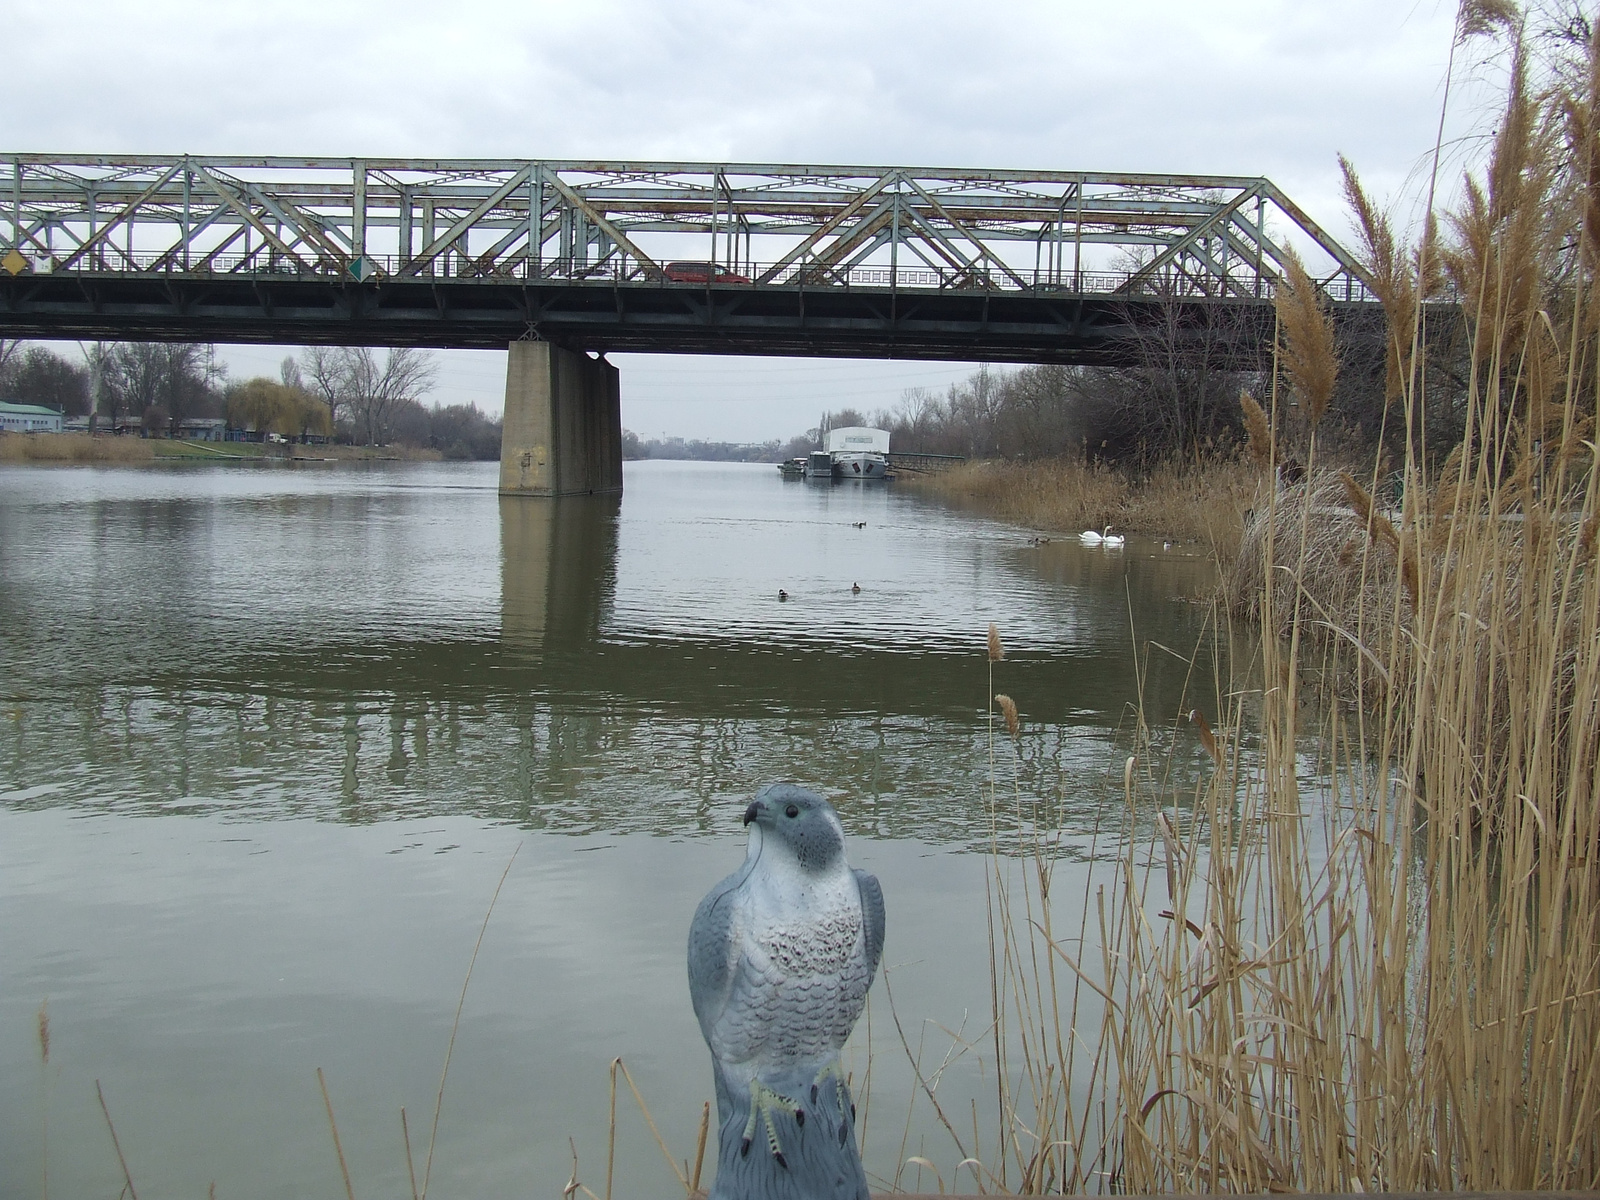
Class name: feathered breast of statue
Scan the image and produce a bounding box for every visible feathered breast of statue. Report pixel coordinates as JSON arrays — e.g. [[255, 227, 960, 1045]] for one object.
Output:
[[687, 783, 886, 1200]]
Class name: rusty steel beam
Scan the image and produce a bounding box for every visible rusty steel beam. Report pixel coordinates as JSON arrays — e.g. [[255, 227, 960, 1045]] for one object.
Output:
[[1, 155, 1379, 357]]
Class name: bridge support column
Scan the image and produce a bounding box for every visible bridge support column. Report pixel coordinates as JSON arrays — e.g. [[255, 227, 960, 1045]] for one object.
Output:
[[498, 341, 623, 497]]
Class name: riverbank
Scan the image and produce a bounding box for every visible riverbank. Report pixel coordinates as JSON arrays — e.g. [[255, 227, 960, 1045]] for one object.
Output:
[[0, 432, 445, 464], [905, 455, 1261, 560]]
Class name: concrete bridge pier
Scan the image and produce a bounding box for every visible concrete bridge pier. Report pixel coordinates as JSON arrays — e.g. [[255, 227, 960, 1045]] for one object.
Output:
[[498, 341, 623, 496]]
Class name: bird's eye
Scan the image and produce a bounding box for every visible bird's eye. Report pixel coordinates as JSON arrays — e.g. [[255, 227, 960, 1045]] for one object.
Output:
[[785, 804, 799, 818]]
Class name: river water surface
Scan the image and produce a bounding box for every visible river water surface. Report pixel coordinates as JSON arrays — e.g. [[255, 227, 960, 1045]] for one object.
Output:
[[0, 459, 1221, 1198]]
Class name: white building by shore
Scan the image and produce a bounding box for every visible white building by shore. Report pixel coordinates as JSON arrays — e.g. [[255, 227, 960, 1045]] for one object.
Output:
[[0, 401, 64, 433]]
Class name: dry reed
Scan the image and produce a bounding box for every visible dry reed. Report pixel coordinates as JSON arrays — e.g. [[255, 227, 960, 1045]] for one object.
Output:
[[994, 693, 1020, 739], [317, 1066, 357, 1200], [0, 432, 153, 464], [420, 842, 521, 1200], [920, 455, 1261, 560], [1274, 249, 1338, 426], [956, 6, 1600, 1192], [1239, 391, 1272, 467], [38, 999, 49, 1200], [95, 1079, 139, 1200]]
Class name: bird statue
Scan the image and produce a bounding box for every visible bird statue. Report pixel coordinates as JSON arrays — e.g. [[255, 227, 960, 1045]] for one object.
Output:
[[688, 784, 885, 1200]]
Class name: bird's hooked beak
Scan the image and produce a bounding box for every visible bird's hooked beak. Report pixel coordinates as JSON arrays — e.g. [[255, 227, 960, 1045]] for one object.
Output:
[[743, 800, 765, 826]]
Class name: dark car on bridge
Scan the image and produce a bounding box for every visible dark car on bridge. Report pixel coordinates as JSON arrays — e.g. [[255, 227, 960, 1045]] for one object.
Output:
[[662, 261, 750, 284]]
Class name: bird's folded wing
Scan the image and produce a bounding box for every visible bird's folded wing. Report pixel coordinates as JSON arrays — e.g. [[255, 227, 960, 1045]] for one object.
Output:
[[854, 869, 886, 979], [687, 872, 743, 1039]]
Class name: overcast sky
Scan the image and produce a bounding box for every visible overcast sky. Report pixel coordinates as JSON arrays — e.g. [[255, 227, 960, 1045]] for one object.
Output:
[[5, 0, 1493, 442]]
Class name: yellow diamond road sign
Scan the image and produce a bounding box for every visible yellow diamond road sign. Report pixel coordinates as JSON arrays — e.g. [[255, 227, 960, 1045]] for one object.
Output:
[[1, 248, 27, 275]]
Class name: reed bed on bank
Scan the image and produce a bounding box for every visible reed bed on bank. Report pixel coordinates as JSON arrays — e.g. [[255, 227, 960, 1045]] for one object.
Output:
[[959, 7, 1600, 1190], [0, 432, 154, 464], [915, 455, 1260, 558], [0, 432, 449, 465]]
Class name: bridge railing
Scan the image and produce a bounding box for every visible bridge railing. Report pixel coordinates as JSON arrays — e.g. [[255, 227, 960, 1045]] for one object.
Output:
[[9, 249, 1378, 303], [5, 157, 1388, 309]]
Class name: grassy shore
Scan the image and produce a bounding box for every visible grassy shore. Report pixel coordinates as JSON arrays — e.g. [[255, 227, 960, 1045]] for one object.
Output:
[[908, 456, 1263, 560], [0, 432, 444, 464]]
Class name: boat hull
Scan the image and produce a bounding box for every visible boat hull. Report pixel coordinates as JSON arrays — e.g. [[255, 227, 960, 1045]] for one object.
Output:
[[832, 452, 888, 479]]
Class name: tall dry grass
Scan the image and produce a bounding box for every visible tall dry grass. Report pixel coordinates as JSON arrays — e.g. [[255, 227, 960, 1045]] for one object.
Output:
[[964, 5, 1600, 1192], [0, 432, 153, 464], [918, 456, 1261, 559]]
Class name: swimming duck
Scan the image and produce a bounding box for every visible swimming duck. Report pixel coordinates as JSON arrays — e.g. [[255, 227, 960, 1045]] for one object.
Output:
[[778, 589, 789, 601], [851, 582, 861, 594]]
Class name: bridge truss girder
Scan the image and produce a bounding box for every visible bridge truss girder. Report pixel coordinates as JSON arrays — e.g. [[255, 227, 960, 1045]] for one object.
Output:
[[0, 156, 1373, 363], [2, 156, 1367, 296]]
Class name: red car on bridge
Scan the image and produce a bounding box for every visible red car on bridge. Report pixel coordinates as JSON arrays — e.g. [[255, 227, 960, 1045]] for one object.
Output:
[[661, 261, 750, 284]]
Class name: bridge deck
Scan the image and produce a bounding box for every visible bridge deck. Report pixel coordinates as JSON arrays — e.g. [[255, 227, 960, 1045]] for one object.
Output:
[[2, 156, 1376, 362]]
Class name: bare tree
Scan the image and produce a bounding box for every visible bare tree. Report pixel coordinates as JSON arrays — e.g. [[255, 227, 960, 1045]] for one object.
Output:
[[156, 342, 220, 434], [94, 342, 224, 433], [299, 346, 352, 431], [344, 347, 438, 445], [105, 343, 164, 427]]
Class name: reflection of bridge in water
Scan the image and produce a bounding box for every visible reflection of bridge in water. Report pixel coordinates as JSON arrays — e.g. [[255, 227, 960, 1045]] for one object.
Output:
[[0, 464, 1227, 840], [1, 156, 1376, 495]]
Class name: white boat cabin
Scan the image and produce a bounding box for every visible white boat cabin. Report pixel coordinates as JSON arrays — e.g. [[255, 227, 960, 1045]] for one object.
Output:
[[825, 427, 890, 454]]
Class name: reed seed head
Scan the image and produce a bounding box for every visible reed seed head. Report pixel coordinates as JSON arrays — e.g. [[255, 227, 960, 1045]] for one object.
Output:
[[1240, 390, 1273, 468], [1275, 247, 1339, 426], [1456, 0, 1520, 43], [987, 623, 1004, 662], [1188, 708, 1221, 766], [995, 693, 1020, 739], [1340, 471, 1400, 551]]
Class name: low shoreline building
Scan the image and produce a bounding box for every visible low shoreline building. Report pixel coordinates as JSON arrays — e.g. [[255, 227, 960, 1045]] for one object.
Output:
[[0, 401, 65, 433]]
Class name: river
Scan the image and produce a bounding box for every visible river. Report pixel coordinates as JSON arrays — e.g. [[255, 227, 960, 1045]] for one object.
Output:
[[0, 458, 1221, 1199]]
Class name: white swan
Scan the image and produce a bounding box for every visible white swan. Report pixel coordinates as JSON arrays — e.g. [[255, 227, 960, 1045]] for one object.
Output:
[[1080, 526, 1126, 548]]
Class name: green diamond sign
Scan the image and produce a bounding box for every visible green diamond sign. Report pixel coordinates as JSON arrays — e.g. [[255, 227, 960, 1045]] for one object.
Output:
[[346, 255, 375, 282]]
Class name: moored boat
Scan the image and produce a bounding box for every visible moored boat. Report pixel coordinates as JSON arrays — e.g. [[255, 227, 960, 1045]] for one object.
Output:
[[825, 426, 890, 479]]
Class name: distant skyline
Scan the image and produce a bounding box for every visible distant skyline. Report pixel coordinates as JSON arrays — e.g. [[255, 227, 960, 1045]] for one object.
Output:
[[5, 1, 1493, 441]]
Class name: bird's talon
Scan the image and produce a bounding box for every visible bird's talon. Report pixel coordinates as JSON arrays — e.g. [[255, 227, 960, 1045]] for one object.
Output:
[[740, 1137, 751, 1158], [838, 1121, 849, 1146], [795, 1107, 805, 1126], [850, 1102, 856, 1119], [773, 1151, 788, 1170], [810, 1083, 819, 1104]]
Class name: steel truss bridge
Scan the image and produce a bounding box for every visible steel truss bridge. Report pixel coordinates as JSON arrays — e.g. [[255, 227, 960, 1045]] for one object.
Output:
[[0, 156, 1373, 364]]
